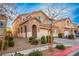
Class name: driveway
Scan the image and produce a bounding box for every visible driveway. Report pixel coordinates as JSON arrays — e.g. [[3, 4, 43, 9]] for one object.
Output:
[[54, 38, 79, 46]]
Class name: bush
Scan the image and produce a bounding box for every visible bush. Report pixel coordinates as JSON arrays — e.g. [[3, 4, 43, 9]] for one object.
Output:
[[55, 44, 65, 50], [29, 36, 35, 43], [28, 50, 43, 56], [67, 34, 74, 39], [31, 40, 38, 45], [41, 36, 46, 44], [13, 52, 25, 56], [58, 33, 63, 38], [5, 36, 9, 40], [5, 36, 14, 47], [3, 40, 9, 50], [8, 40, 14, 47], [8, 36, 14, 41], [5, 36, 13, 41]]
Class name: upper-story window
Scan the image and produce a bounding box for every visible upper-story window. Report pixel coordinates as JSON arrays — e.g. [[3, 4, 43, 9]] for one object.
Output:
[[27, 16, 31, 19], [25, 16, 31, 19], [0, 21, 3, 28], [67, 20, 70, 26], [36, 16, 45, 22]]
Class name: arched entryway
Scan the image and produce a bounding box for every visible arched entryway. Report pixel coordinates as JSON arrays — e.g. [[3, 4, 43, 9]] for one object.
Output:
[[32, 25, 37, 38]]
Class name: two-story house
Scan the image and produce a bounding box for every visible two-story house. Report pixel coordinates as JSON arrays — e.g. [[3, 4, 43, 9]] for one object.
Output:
[[12, 11, 77, 39], [12, 11, 59, 39]]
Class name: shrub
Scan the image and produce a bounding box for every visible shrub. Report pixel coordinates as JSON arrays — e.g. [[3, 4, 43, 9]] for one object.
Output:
[[31, 39, 38, 45], [29, 36, 35, 43], [55, 44, 65, 50], [13, 52, 25, 56], [58, 33, 63, 38], [5, 36, 15, 47], [3, 40, 9, 50], [28, 50, 43, 56], [5, 36, 9, 40], [8, 40, 14, 47], [67, 34, 74, 39], [8, 36, 14, 41], [41, 36, 46, 44]]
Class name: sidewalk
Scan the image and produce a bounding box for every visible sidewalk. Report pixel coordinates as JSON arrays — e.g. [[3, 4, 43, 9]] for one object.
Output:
[[2, 44, 71, 56]]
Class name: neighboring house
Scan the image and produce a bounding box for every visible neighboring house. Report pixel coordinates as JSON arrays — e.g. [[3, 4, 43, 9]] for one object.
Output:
[[53, 18, 77, 37], [12, 11, 77, 39], [0, 14, 7, 39]]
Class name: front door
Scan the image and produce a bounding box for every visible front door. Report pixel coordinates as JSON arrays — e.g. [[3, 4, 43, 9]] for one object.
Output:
[[32, 25, 37, 38]]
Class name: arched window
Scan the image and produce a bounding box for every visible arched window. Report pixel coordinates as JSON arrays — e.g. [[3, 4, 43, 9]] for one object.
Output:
[[67, 20, 70, 26], [36, 16, 45, 22], [0, 21, 3, 28]]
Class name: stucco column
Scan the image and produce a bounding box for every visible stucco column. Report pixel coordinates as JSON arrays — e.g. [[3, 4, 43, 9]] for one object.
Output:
[[27, 32, 32, 38], [37, 32, 40, 39], [22, 32, 26, 38]]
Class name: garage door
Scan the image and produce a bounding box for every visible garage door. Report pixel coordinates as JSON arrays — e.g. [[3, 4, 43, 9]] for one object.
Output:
[[64, 31, 70, 36]]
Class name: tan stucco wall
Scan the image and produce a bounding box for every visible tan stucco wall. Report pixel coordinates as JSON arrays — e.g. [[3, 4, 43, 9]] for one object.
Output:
[[39, 29, 48, 38], [53, 19, 76, 35]]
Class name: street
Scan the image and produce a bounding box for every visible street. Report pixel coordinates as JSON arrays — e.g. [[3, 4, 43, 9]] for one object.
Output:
[[54, 38, 79, 46]]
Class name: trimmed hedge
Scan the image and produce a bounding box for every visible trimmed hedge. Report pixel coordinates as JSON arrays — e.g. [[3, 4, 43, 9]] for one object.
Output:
[[41, 36, 46, 44], [67, 34, 74, 39], [8, 40, 14, 47], [28, 50, 43, 56], [31, 39, 38, 45], [29, 36, 35, 43], [29, 36, 39, 45], [13, 52, 25, 56], [55, 44, 65, 50]]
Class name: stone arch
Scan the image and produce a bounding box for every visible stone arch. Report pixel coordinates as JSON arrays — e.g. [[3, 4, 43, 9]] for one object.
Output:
[[32, 25, 37, 38]]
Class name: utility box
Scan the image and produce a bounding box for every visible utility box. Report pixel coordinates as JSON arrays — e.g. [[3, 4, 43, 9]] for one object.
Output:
[[0, 14, 7, 40]]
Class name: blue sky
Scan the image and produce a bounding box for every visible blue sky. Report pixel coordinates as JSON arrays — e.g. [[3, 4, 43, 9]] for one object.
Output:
[[8, 3, 79, 27]]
